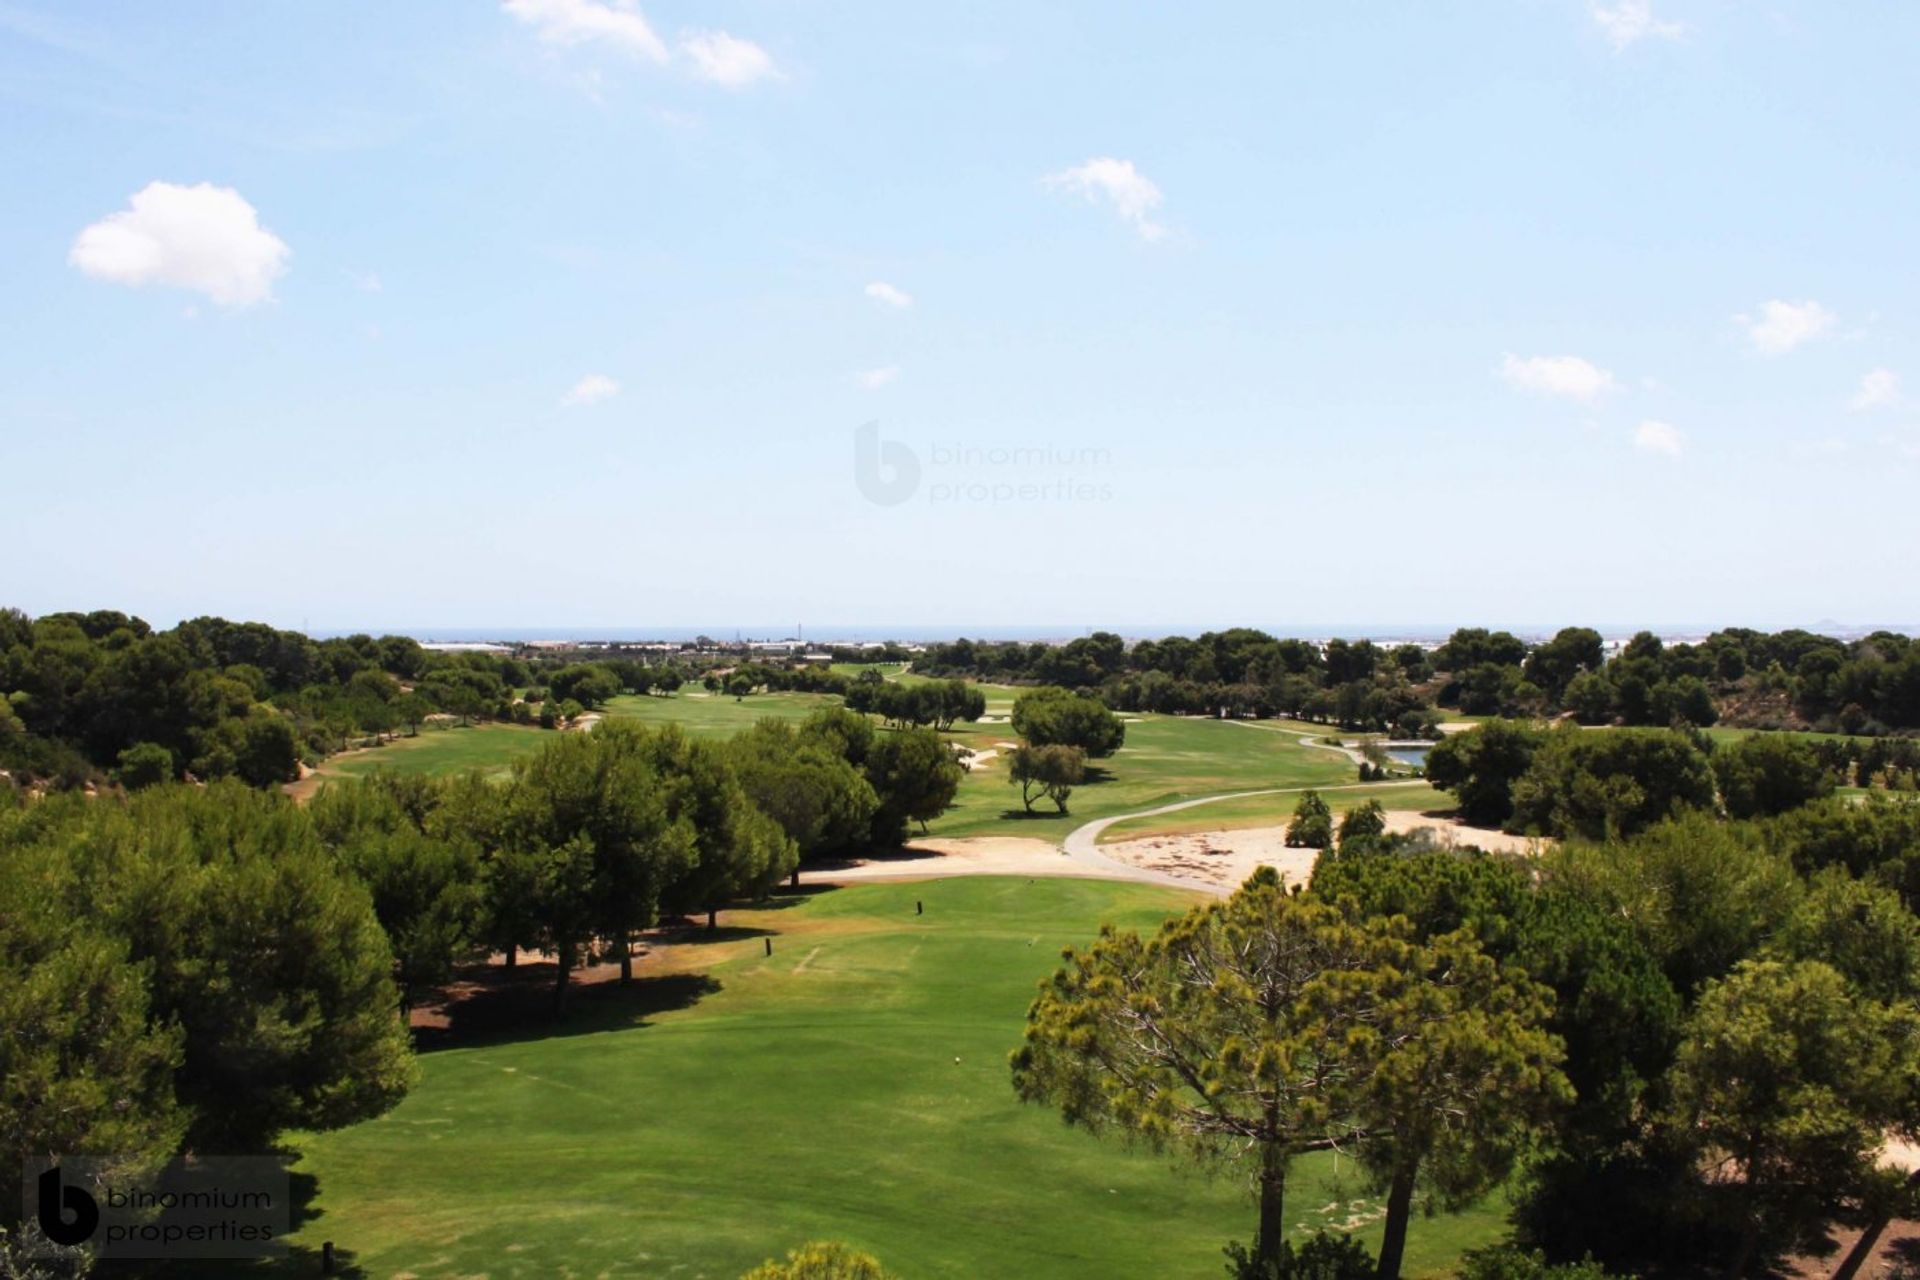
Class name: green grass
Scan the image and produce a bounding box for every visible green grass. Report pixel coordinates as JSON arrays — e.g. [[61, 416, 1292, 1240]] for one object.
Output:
[[305, 723, 555, 789], [603, 690, 845, 736], [272, 878, 1505, 1279], [301, 697, 1414, 853], [1700, 726, 1863, 746], [927, 715, 1359, 843], [1097, 781, 1450, 844]]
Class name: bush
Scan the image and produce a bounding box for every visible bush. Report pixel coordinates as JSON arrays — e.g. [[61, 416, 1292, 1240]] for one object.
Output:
[[1286, 790, 1333, 848], [1459, 1245, 1614, 1280], [741, 1241, 894, 1280], [1223, 1232, 1373, 1280], [113, 741, 174, 790]]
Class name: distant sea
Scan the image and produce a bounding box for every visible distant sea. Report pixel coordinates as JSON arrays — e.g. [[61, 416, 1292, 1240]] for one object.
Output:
[[315, 621, 1915, 646]]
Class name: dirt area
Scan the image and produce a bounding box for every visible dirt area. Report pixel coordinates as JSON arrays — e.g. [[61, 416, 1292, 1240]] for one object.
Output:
[[1377, 810, 1545, 854], [800, 837, 1111, 886], [1099, 825, 1318, 890], [1096, 812, 1544, 892], [959, 748, 999, 772]]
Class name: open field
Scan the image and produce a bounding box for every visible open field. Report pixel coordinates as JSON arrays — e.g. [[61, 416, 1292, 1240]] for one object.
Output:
[[296, 688, 1428, 849], [1095, 780, 1449, 844], [602, 689, 846, 735], [1701, 725, 1873, 746], [289, 723, 555, 799], [927, 713, 1362, 843], [272, 878, 1505, 1279]]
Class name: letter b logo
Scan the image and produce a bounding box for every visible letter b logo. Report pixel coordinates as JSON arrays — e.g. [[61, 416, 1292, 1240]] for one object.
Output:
[[853, 421, 920, 506], [37, 1166, 99, 1247]]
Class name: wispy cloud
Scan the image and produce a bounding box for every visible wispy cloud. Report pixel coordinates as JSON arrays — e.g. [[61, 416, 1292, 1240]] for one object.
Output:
[[70, 181, 290, 308], [855, 366, 899, 391], [864, 281, 913, 310], [678, 30, 778, 87], [1849, 368, 1902, 411], [1738, 299, 1836, 355], [502, 0, 667, 61], [1498, 353, 1620, 401], [1590, 0, 1684, 51], [561, 373, 620, 406], [1633, 420, 1683, 456], [1045, 157, 1167, 242], [503, 2, 780, 89]]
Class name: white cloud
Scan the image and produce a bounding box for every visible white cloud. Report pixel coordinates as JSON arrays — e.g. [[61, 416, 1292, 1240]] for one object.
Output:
[[347, 269, 382, 294], [1045, 157, 1167, 241], [561, 373, 620, 406], [1849, 367, 1902, 411], [864, 281, 913, 310], [679, 30, 778, 86], [1633, 420, 1683, 457], [855, 366, 899, 391], [1590, 0, 1684, 51], [69, 181, 289, 308], [1498, 352, 1619, 401], [501, 0, 667, 62], [1738, 299, 1836, 355]]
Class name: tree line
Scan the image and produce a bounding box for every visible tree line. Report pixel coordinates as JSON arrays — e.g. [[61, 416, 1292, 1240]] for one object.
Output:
[[0, 703, 966, 1268], [1017, 791, 1920, 1279], [912, 625, 1920, 740], [1423, 719, 1893, 839]]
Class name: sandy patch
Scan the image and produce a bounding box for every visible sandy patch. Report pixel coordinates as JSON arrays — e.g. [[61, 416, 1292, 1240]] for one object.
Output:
[[1380, 810, 1544, 854], [1437, 722, 1478, 733], [1097, 813, 1544, 892], [800, 837, 1108, 885], [1100, 827, 1318, 891], [960, 748, 999, 772], [568, 712, 603, 733]]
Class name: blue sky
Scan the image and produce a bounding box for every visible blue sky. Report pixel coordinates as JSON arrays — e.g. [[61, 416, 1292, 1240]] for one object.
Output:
[[2, 1, 1916, 636]]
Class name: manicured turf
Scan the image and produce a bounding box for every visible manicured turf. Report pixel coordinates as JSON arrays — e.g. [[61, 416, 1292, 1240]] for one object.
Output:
[[301, 690, 1415, 850], [925, 715, 1359, 842], [308, 723, 556, 786], [1096, 780, 1449, 844], [274, 878, 1505, 1279], [1700, 726, 1862, 746], [603, 689, 844, 736]]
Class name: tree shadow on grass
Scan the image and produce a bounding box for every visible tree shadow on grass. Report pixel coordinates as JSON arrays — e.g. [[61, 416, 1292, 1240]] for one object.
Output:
[[995, 807, 1069, 821], [412, 966, 721, 1053], [150, 1168, 370, 1279]]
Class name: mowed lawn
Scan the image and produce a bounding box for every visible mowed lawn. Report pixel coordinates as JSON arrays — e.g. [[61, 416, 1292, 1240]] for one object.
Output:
[[604, 689, 845, 736], [926, 715, 1361, 843], [272, 878, 1506, 1279], [298, 690, 1450, 849], [298, 723, 555, 793], [1097, 780, 1448, 844]]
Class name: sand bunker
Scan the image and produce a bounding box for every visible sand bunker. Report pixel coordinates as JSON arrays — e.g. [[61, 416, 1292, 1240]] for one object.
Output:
[[1097, 812, 1543, 892]]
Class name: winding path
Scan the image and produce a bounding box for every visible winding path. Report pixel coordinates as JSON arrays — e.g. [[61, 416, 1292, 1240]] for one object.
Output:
[[1058, 781, 1433, 894]]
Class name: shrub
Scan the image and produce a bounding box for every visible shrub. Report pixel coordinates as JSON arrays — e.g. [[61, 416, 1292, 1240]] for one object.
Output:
[[741, 1241, 895, 1280], [1223, 1232, 1373, 1280]]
